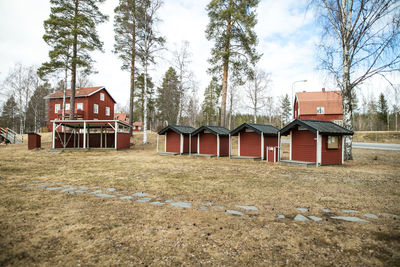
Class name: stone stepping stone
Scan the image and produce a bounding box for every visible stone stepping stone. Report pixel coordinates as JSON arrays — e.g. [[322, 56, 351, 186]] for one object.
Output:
[[341, 209, 358, 213], [107, 188, 116, 192], [60, 187, 77, 193], [92, 186, 100, 188], [38, 184, 50, 188], [136, 197, 152, 203], [309, 216, 322, 222], [321, 208, 331, 213], [294, 214, 309, 221], [383, 212, 398, 218], [277, 214, 285, 219], [226, 210, 244, 216], [89, 190, 103, 195], [33, 180, 41, 183], [331, 216, 369, 223], [115, 193, 124, 196], [56, 182, 63, 185], [120, 196, 133, 200], [165, 200, 173, 203], [133, 192, 149, 197], [18, 182, 26, 185], [212, 206, 225, 210], [236, 205, 258, 211], [45, 187, 64, 191], [95, 193, 115, 198], [73, 189, 88, 194], [156, 198, 163, 200], [296, 208, 309, 212], [170, 202, 192, 209], [199, 206, 207, 211], [364, 213, 378, 219], [79, 186, 89, 190], [150, 201, 164, 206]]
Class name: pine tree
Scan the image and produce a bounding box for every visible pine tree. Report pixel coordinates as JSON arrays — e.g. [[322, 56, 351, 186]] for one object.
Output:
[[134, 73, 155, 125], [156, 67, 180, 125], [0, 96, 18, 131], [114, 0, 141, 134], [280, 94, 291, 126], [25, 82, 52, 132], [377, 93, 389, 130], [205, 0, 260, 127], [202, 77, 221, 125], [41, 0, 108, 120]]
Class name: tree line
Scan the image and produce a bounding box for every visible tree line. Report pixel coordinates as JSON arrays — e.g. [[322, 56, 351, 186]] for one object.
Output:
[[0, 0, 399, 160]]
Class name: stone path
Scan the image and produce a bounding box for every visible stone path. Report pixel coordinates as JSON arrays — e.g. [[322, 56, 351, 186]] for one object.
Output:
[[6, 179, 400, 224]]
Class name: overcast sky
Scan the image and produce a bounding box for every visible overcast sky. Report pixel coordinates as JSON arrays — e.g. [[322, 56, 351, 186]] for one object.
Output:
[[0, 0, 398, 111]]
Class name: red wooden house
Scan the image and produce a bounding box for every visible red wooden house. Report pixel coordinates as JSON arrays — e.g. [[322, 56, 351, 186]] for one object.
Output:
[[157, 125, 197, 154], [114, 112, 142, 131], [280, 119, 353, 166], [191, 126, 230, 157], [294, 88, 343, 125], [45, 86, 116, 131], [230, 123, 280, 161], [133, 121, 143, 132]]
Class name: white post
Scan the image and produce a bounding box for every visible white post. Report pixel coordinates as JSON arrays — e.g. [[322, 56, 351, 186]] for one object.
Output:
[[87, 127, 90, 149], [105, 130, 107, 148], [261, 133, 264, 160], [197, 134, 200, 154], [217, 134, 220, 157], [228, 133, 231, 158], [316, 131, 321, 167], [180, 133, 183, 154], [341, 135, 345, 164], [156, 134, 159, 152], [83, 121, 87, 149], [289, 130, 292, 160], [115, 121, 118, 150], [238, 132, 241, 157], [189, 134, 191, 156], [278, 132, 281, 162], [266, 146, 269, 162], [52, 122, 56, 149], [78, 130, 80, 148]]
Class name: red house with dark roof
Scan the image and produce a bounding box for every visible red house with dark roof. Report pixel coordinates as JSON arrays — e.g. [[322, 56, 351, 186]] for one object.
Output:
[[45, 86, 116, 131], [294, 88, 343, 125]]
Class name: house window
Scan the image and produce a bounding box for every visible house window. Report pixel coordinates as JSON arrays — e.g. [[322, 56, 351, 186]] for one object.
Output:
[[55, 104, 60, 113], [100, 93, 105, 101], [94, 104, 99, 114], [77, 103, 83, 110], [65, 103, 70, 111], [327, 136, 339, 149], [317, 107, 325, 114], [105, 107, 110, 116]]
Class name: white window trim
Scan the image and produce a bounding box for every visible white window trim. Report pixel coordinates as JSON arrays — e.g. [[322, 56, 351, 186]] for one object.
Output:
[[105, 107, 110, 116], [100, 93, 105, 101], [317, 106, 325, 114], [77, 103, 83, 110], [55, 104, 60, 113], [94, 104, 99, 114], [65, 103, 70, 111]]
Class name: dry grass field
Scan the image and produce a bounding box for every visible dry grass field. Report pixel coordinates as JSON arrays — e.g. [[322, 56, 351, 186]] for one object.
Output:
[[0, 132, 399, 266], [353, 131, 400, 144]]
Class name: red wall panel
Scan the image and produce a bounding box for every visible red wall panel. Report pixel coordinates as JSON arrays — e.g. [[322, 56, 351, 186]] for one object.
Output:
[[240, 131, 261, 157], [298, 114, 343, 121], [166, 130, 180, 153], [219, 136, 229, 156], [199, 132, 217, 155], [117, 133, 130, 149], [292, 127, 316, 162], [191, 136, 197, 153], [321, 135, 342, 165], [54, 132, 116, 148]]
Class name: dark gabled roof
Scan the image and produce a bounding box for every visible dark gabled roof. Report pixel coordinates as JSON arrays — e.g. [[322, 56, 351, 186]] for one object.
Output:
[[158, 125, 196, 135], [230, 123, 279, 136], [192, 125, 230, 136], [280, 119, 354, 136]]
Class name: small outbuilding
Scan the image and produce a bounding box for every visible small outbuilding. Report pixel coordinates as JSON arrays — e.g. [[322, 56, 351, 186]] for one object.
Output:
[[280, 119, 353, 166], [157, 125, 197, 155], [191, 126, 230, 157], [230, 123, 280, 161]]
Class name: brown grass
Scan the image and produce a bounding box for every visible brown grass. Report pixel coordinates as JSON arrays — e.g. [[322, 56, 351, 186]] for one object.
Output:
[[353, 131, 400, 144], [0, 132, 399, 266]]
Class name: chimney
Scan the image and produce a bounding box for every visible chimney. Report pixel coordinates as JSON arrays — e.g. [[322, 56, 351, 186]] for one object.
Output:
[[322, 88, 325, 92]]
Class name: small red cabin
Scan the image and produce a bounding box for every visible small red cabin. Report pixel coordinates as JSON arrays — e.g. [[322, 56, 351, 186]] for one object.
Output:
[[280, 119, 353, 166], [157, 125, 197, 154], [230, 123, 279, 161], [294, 89, 343, 125], [191, 126, 230, 157], [132, 121, 143, 132], [45, 86, 116, 131]]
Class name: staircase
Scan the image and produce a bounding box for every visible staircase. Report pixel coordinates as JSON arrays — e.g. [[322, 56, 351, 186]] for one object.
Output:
[[0, 127, 24, 144]]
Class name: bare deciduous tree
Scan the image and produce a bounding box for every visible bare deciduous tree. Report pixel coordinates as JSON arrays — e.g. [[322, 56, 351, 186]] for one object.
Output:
[[246, 69, 271, 123], [314, 0, 400, 160]]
